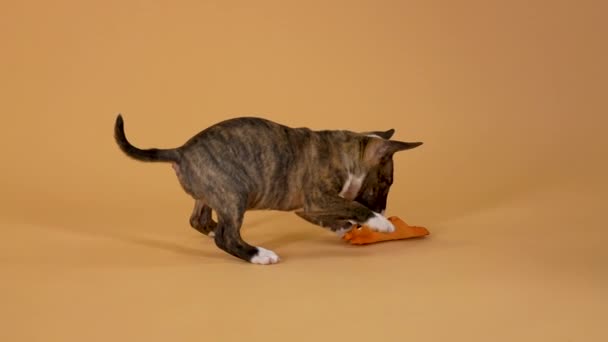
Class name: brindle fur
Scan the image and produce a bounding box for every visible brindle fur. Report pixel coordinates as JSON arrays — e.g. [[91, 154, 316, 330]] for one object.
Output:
[[114, 115, 422, 264]]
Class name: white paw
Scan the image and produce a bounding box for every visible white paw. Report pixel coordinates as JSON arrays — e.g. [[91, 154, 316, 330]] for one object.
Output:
[[334, 227, 351, 238], [363, 212, 395, 233], [250, 247, 280, 265]]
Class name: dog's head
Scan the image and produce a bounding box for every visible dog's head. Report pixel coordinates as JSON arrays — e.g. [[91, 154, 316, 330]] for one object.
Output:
[[355, 129, 422, 214]]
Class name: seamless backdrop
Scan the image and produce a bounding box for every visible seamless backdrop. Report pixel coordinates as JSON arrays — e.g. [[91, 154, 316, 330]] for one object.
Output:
[[1, 1, 607, 341]]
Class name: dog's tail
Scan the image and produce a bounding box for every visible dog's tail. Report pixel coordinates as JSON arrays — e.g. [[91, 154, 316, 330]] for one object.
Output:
[[114, 114, 181, 163]]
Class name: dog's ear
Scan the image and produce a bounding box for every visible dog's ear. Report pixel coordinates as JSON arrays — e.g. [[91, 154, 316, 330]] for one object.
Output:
[[388, 140, 423, 152], [361, 129, 395, 140], [364, 138, 423, 164]]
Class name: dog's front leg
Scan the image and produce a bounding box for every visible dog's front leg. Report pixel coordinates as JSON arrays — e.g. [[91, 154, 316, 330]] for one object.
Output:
[[294, 210, 354, 236], [295, 195, 394, 237]]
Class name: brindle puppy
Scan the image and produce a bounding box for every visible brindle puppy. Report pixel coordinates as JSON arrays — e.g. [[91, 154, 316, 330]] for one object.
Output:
[[114, 115, 422, 265]]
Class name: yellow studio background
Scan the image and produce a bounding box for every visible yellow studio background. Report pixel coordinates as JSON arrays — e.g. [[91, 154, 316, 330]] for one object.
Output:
[[1, 1, 606, 341]]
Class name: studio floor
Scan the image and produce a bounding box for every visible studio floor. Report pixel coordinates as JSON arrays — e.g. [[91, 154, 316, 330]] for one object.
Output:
[[2, 168, 607, 341]]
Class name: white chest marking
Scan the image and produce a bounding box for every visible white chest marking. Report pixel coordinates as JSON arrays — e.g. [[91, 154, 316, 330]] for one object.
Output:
[[339, 173, 365, 200]]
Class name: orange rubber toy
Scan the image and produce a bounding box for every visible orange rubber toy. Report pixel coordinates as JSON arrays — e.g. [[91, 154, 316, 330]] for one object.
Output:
[[342, 216, 429, 245]]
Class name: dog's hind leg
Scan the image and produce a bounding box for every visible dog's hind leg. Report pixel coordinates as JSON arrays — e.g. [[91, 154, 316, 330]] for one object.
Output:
[[189, 199, 217, 237], [212, 195, 280, 265]]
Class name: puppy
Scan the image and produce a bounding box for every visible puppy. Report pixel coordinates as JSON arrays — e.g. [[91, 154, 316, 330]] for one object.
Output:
[[114, 115, 422, 264]]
